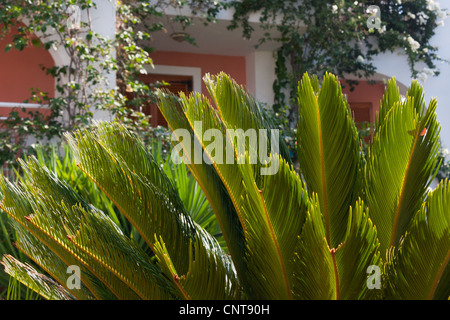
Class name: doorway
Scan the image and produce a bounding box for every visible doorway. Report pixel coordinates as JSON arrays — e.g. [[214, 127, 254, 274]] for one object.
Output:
[[134, 74, 193, 127]]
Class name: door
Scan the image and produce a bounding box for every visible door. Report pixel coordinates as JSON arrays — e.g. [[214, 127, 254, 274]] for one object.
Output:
[[350, 102, 372, 124], [137, 74, 193, 127]]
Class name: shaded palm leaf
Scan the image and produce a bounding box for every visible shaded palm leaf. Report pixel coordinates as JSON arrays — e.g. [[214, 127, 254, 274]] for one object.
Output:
[[0, 175, 116, 300], [384, 179, 449, 299], [2, 255, 74, 300], [292, 196, 380, 300], [10, 220, 95, 300]]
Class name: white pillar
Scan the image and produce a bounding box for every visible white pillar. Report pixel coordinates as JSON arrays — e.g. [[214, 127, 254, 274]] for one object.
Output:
[[91, 0, 116, 121], [246, 51, 276, 107]]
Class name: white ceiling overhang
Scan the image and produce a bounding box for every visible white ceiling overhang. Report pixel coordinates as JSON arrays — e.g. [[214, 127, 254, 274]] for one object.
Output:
[[142, 4, 283, 56]]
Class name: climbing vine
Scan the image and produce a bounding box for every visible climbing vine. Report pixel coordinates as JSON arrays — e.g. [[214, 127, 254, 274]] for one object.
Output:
[[0, 0, 219, 166], [0, 0, 448, 166], [228, 0, 448, 118]]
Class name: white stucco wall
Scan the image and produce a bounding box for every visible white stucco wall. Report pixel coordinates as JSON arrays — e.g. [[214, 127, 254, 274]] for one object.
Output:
[[421, 3, 450, 155], [87, 1, 450, 146]]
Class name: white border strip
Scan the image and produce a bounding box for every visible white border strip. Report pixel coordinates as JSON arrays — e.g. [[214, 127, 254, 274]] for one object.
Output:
[[0, 102, 48, 109]]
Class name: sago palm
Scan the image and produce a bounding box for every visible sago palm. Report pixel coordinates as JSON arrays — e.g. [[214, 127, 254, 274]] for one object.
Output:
[[0, 72, 448, 300]]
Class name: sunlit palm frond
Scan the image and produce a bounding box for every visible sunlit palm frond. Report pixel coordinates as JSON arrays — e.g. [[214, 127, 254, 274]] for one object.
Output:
[[376, 78, 400, 129], [1, 72, 448, 301], [159, 75, 310, 299], [66, 122, 240, 300], [156, 89, 249, 296], [296, 72, 363, 249], [366, 86, 440, 253]]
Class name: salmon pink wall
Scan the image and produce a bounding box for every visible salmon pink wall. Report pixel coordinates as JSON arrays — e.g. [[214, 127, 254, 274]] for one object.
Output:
[[149, 51, 246, 94], [0, 26, 55, 104], [342, 80, 386, 122]]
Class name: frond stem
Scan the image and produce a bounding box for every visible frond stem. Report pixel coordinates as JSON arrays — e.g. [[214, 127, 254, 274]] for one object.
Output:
[[329, 246, 340, 300]]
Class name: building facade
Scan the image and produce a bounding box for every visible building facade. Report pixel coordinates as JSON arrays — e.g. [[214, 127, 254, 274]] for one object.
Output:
[[1, 0, 449, 152]]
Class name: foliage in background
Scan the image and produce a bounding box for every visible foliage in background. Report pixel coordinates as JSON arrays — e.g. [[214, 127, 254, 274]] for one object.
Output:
[[0, 0, 220, 167], [228, 0, 448, 120], [0, 0, 114, 165], [436, 147, 450, 180], [1, 0, 449, 170]]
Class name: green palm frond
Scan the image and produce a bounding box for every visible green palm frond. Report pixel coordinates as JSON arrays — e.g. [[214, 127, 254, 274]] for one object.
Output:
[[2, 255, 74, 300], [292, 194, 335, 299], [6, 160, 157, 300], [67, 124, 195, 269], [161, 157, 226, 250], [33, 144, 125, 231], [65, 122, 240, 300], [384, 179, 449, 299], [296, 72, 363, 248], [336, 200, 381, 300], [161, 75, 313, 299], [153, 228, 240, 300], [204, 72, 292, 166], [366, 84, 440, 253], [1, 72, 448, 301], [292, 196, 380, 300], [10, 220, 95, 300], [0, 175, 114, 300], [156, 89, 249, 297], [66, 204, 177, 300], [376, 78, 400, 129]]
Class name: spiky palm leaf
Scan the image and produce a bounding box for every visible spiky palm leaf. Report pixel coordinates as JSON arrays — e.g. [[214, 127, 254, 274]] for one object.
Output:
[[1, 72, 448, 300]]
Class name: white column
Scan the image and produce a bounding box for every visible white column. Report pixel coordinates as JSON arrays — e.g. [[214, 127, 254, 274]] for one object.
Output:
[[246, 51, 276, 108], [91, 0, 116, 121]]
